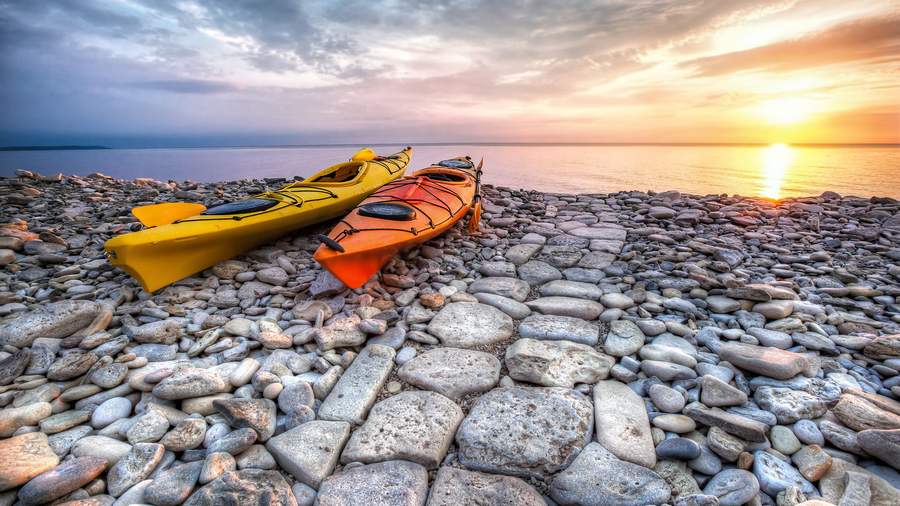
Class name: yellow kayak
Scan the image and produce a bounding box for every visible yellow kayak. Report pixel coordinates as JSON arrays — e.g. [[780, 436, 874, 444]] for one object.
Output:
[[105, 147, 412, 292]]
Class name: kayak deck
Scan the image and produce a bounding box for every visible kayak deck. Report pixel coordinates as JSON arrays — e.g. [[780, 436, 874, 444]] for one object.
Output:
[[314, 157, 480, 288]]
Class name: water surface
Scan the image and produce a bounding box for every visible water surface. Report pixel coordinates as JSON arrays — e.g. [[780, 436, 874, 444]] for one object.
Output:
[[1, 144, 898, 199]]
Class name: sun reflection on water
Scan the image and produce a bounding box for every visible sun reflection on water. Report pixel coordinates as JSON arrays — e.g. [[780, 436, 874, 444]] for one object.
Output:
[[761, 143, 794, 200]]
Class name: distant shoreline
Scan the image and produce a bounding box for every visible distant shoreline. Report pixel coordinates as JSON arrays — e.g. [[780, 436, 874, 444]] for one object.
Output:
[[0, 145, 111, 151]]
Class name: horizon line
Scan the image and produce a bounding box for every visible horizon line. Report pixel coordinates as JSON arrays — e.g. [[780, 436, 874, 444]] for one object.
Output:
[[2, 141, 899, 151]]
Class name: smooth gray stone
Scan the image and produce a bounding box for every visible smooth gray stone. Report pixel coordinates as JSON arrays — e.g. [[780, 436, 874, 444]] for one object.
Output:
[[265, 420, 350, 488], [518, 314, 600, 346], [427, 302, 514, 348], [316, 460, 428, 505], [318, 344, 395, 425], [604, 320, 645, 357], [550, 442, 671, 506], [472, 292, 532, 319], [656, 437, 701, 460], [539, 279, 603, 300], [517, 260, 562, 285], [526, 296, 603, 320], [753, 449, 816, 496], [143, 461, 203, 506], [594, 380, 656, 468], [703, 469, 760, 506], [467, 276, 530, 301]]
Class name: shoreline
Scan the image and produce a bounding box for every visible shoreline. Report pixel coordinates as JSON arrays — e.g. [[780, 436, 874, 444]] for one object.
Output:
[[1, 169, 900, 504]]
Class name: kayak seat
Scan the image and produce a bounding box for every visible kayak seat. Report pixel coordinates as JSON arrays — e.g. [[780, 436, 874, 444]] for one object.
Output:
[[202, 198, 279, 215], [312, 162, 364, 183], [358, 202, 416, 221], [438, 159, 474, 169], [424, 173, 466, 182]]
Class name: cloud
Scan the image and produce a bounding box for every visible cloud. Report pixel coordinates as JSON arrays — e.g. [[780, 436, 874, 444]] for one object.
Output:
[[0, 0, 897, 145], [682, 14, 900, 75], [129, 79, 238, 94]]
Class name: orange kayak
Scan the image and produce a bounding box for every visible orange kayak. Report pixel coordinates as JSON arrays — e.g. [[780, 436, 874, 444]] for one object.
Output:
[[314, 156, 482, 288]]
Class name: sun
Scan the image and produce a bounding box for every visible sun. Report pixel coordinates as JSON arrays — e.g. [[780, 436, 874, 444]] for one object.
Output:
[[758, 97, 816, 125]]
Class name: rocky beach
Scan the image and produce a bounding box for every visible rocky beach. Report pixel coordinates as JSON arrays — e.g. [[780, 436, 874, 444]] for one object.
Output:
[[1, 168, 900, 506]]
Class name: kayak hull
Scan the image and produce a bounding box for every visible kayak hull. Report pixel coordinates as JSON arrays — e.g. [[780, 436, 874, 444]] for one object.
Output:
[[105, 148, 411, 292], [314, 158, 478, 288]]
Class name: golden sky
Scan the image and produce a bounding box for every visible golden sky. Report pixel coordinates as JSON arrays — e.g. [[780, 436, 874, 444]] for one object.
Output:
[[1, 0, 898, 146]]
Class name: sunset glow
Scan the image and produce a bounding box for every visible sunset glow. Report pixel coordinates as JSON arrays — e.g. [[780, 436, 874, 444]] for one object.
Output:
[[0, 1, 898, 147]]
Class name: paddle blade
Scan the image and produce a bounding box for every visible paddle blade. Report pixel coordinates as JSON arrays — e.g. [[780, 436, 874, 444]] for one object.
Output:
[[467, 199, 482, 233], [350, 147, 377, 162], [132, 202, 206, 227]]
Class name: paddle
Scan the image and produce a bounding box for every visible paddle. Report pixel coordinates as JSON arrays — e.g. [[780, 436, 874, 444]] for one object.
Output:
[[467, 158, 484, 233], [131, 202, 207, 227]]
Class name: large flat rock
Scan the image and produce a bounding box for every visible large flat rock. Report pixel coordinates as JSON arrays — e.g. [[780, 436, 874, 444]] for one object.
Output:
[[265, 420, 350, 489], [427, 302, 514, 348], [456, 386, 593, 479], [549, 442, 671, 506], [0, 300, 99, 347], [593, 380, 656, 468], [426, 466, 545, 506], [316, 460, 428, 506], [518, 314, 600, 346], [506, 338, 614, 388], [719, 342, 809, 380], [185, 469, 296, 506], [318, 344, 395, 425], [341, 390, 463, 469], [397, 347, 500, 400]]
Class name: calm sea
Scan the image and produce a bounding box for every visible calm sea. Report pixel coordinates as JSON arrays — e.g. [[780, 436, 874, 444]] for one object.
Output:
[[1, 144, 898, 199]]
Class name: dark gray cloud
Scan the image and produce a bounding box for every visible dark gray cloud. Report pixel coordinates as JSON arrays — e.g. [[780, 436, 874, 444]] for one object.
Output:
[[130, 80, 238, 94]]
